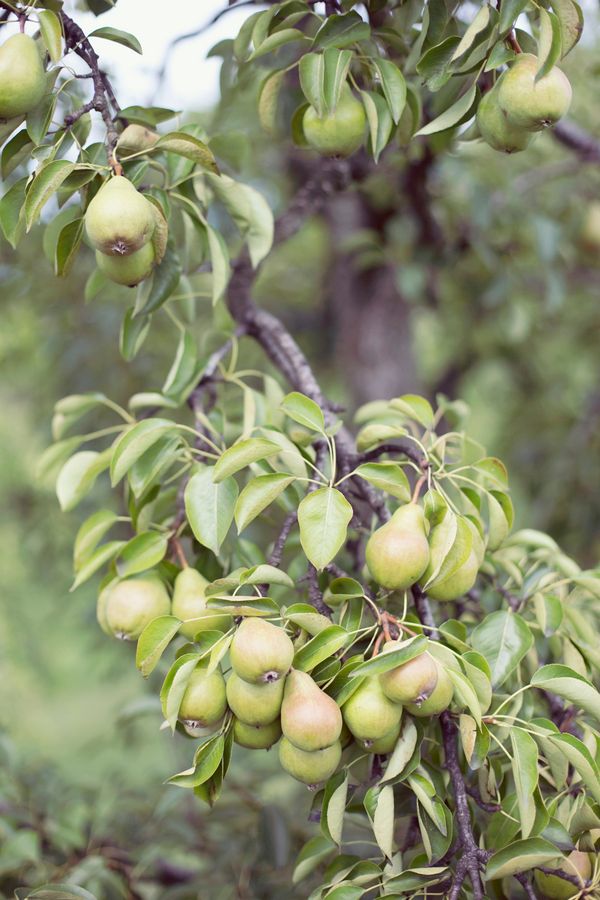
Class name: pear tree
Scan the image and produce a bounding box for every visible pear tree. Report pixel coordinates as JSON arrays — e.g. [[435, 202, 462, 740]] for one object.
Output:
[[1, 1, 600, 898]]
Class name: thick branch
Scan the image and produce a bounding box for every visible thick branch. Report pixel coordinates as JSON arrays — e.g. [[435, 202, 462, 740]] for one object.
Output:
[[553, 119, 600, 162]]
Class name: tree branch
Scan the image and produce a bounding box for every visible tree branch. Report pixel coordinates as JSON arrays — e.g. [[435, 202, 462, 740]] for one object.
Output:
[[553, 119, 600, 162]]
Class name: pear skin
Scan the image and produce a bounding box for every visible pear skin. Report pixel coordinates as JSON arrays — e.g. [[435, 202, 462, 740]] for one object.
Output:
[[366, 503, 430, 590], [498, 54, 572, 131], [234, 718, 282, 750], [342, 676, 402, 742], [303, 86, 366, 158], [405, 662, 453, 716], [281, 670, 342, 751], [230, 618, 294, 685], [476, 84, 532, 153], [172, 568, 232, 639], [104, 573, 170, 640], [426, 550, 479, 601], [380, 645, 439, 704], [360, 720, 401, 754], [0, 34, 45, 119], [96, 242, 155, 287], [580, 203, 600, 252], [85, 176, 156, 256], [278, 736, 341, 786], [533, 850, 591, 899], [226, 672, 285, 726], [178, 664, 227, 728]]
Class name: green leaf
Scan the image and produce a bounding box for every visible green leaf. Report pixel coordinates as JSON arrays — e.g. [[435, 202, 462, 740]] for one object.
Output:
[[116, 531, 168, 577], [448, 668, 482, 726], [281, 391, 326, 432], [25, 161, 75, 232], [206, 173, 273, 267], [168, 734, 225, 787], [551, 0, 583, 56], [293, 835, 336, 884], [235, 473, 295, 532], [248, 28, 306, 60], [323, 48, 353, 113], [38, 9, 63, 62], [321, 770, 348, 845], [414, 80, 478, 136], [136, 615, 181, 677], [0, 176, 27, 247], [293, 625, 349, 672], [510, 728, 539, 838], [56, 448, 110, 511], [381, 716, 419, 783], [451, 6, 490, 61], [240, 564, 294, 588], [161, 653, 201, 730], [206, 596, 279, 617], [471, 610, 533, 688], [361, 89, 393, 162], [70, 540, 125, 591], [350, 635, 428, 678], [486, 838, 564, 880], [390, 394, 434, 427], [135, 244, 182, 315], [531, 665, 600, 724], [372, 58, 407, 123], [73, 509, 118, 570], [536, 8, 562, 79], [111, 419, 177, 485], [117, 105, 179, 127], [1, 129, 33, 179], [258, 69, 285, 133], [89, 26, 143, 54], [120, 307, 151, 361], [299, 52, 325, 116], [313, 11, 370, 50], [499, 0, 529, 33], [297, 487, 353, 570], [546, 733, 600, 804], [155, 132, 219, 173], [213, 437, 280, 483], [364, 784, 394, 858], [285, 603, 332, 636], [185, 465, 238, 556], [55, 216, 84, 278]]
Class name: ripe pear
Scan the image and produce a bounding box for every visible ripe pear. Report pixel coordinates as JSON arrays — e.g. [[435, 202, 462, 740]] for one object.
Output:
[[85, 176, 156, 256], [498, 54, 572, 131], [278, 736, 341, 786], [229, 618, 294, 685], [476, 84, 532, 153], [172, 568, 232, 639], [226, 672, 285, 726], [405, 661, 453, 716], [534, 850, 591, 899], [361, 720, 401, 754], [342, 676, 402, 743], [103, 573, 170, 640], [0, 34, 45, 119], [303, 86, 366, 158], [281, 670, 342, 752], [178, 663, 227, 728], [365, 503, 430, 590], [380, 644, 439, 705], [234, 718, 282, 750], [96, 243, 155, 287]]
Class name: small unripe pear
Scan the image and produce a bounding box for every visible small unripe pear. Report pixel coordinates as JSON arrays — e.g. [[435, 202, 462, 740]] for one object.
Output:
[[405, 662, 453, 716], [366, 503, 430, 590], [303, 86, 366, 158], [230, 618, 294, 685], [0, 34, 45, 119], [278, 736, 341, 786], [103, 573, 170, 640], [172, 568, 232, 639], [85, 176, 156, 256], [96, 242, 155, 287], [281, 670, 342, 752], [342, 676, 402, 742], [533, 850, 591, 899], [476, 84, 532, 153], [360, 720, 401, 754], [226, 672, 285, 726], [234, 718, 282, 750], [380, 644, 438, 705], [178, 664, 227, 728], [498, 54, 572, 131], [116, 123, 159, 156]]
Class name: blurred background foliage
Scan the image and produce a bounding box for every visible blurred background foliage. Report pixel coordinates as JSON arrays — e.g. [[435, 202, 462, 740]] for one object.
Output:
[[1, 10, 600, 898]]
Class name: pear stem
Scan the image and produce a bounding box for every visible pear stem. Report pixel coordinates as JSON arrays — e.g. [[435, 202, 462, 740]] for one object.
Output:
[[411, 473, 428, 503], [171, 537, 188, 568]]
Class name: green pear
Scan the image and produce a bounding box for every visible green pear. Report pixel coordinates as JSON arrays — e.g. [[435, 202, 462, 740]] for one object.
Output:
[[116, 123, 159, 156], [476, 84, 532, 153], [421, 517, 482, 601], [534, 850, 591, 899], [172, 568, 232, 639], [360, 720, 401, 754], [0, 34, 45, 119], [182, 719, 224, 738], [498, 54, 572, 131], [103, 573, 170, 640], [234, 718, 282, 750], [406, 661, 453, 716], [303, 86, 366, 158], [281, 670, 342, 752], [380, 644, 439, 705], [342, 676, 402, 743], [365, 503, 430, 590], [85, 176, 156, 256], [178, 663, 227, 728], [278, 736, 341, 786], [96, 243, 156, 287], [230, 618, 294, 685], [580, 203, 600, 252], [226, 672, 285, 726]]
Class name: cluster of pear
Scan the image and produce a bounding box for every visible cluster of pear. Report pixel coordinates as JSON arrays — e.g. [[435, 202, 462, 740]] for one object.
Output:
[[302, 85, 367, 158], [477, 53, 572, 154], [0, 33, 46, 120], [365, 501, 484, 601], [85, 176, 166, 286], [97, 568, 454, 787]]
